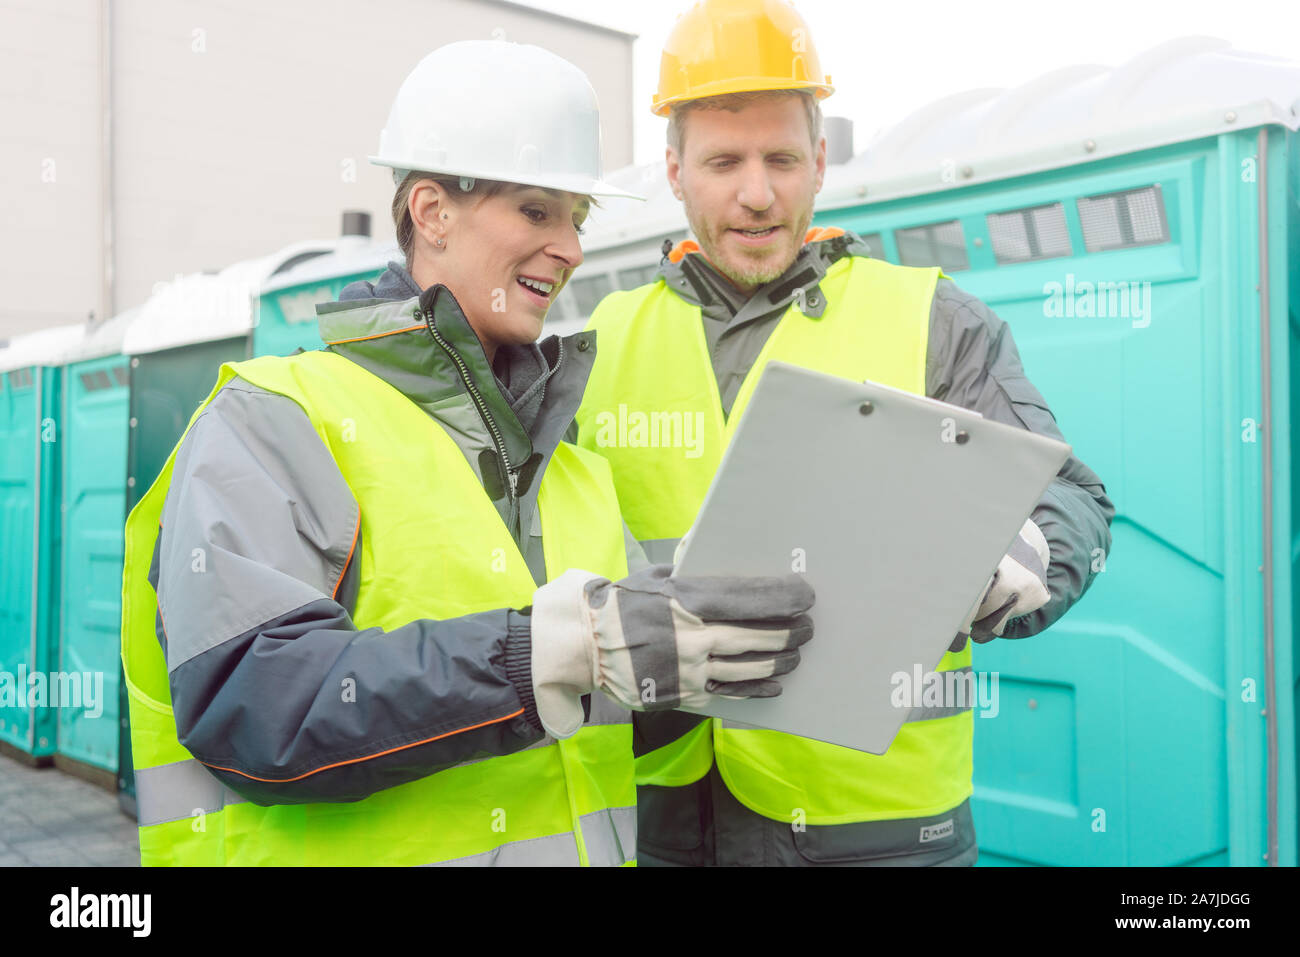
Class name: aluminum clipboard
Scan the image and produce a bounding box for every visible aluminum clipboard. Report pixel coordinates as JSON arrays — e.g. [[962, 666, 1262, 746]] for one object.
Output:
[[672, 360, 1072, 754]]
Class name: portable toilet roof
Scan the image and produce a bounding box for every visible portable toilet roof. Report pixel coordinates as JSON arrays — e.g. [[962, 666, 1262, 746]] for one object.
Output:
[[0, 323, 86, 373], [257, 236, 398, 297], [121, 239, 342, 356], [60, 305, 144, 365], [819, 36, 1300, 209]]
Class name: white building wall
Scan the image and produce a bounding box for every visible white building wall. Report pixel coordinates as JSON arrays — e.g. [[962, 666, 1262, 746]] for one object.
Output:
[[0, 0, 103, 340], [0, 0, 635, 340]]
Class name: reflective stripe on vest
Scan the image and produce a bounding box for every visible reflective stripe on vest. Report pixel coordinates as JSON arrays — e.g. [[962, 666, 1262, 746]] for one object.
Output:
[[428, 806, 637, 866], [576, 255, 974, 825], [121, 350, 633, 865]]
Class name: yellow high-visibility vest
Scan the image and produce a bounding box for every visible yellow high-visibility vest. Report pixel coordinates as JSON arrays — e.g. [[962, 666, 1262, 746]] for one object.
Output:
[[575, 255, 973, 825], [122, 349, 633, 864]]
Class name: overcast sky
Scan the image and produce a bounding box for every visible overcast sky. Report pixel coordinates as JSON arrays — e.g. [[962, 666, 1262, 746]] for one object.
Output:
[[513, 0, 1300, 165]]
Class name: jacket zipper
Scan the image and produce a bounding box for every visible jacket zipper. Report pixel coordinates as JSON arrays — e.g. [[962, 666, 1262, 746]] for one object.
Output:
[[415, 307, 519, 499]]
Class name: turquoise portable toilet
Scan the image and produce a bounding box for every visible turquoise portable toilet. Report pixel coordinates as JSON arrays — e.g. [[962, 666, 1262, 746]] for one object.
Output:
[[0, 324, 83, 764], [808, 37, 1299, 867], [51, 308, 140, 783], [572, 37, 1298, 866]]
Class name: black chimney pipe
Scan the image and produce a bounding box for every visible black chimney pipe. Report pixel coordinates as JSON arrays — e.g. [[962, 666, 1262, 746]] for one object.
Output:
[[342, 210, 371, 238]]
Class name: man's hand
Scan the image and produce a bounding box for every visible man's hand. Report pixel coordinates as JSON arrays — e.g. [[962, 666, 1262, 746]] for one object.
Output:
[[529, 564, 814, 738], [950, 518, 1051, 652]]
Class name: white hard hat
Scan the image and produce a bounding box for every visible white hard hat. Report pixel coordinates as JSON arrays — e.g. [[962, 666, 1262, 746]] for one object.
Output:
[[370, 41, 643, 200]]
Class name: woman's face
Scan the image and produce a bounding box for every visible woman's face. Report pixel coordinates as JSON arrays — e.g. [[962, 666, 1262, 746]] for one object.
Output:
[[412, 181, 589, 361]]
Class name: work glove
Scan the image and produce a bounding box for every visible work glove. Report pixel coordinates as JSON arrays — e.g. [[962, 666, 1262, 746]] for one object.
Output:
[[949, 518, 1051, 653], [529, 564, 814, 739]]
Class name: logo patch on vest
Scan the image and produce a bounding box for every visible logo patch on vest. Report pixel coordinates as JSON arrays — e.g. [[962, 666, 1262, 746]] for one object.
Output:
[[919, 819, 954, 844]]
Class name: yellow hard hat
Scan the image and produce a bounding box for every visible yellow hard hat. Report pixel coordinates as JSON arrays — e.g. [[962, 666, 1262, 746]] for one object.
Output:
[[652, 0, 834, 117]]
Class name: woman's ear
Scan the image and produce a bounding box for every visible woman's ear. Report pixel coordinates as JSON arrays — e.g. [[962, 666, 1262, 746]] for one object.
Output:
[[409, 178, 451, 251]]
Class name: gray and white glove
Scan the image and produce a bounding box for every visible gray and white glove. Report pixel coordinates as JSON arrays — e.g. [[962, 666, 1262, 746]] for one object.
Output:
[[950, 518, 1051, 653], [529, 564, 814, 739]]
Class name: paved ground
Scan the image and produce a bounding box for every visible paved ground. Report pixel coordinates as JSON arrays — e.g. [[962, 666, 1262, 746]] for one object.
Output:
[[0, 753, 139, 866]]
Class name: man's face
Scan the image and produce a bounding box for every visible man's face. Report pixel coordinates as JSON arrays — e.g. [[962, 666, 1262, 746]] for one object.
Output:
[[667, 95, 826, 293]]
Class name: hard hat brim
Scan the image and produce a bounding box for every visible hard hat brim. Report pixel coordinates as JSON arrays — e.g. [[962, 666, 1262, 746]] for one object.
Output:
[[652, 79, 835, 117], [368, 156, 645, 201]]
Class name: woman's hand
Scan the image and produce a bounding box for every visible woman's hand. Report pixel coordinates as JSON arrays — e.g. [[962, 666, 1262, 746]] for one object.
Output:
[[527, 564, 814, 739]]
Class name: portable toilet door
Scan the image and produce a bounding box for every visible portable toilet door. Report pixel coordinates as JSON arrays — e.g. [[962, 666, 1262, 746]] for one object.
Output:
[[0, 324, 82, 762], [53, 309, 138, 782]]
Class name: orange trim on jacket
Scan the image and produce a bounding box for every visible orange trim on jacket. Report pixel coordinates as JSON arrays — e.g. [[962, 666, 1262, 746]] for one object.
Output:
[[201, 708, 527, 783], [325, 323, 426, 345]]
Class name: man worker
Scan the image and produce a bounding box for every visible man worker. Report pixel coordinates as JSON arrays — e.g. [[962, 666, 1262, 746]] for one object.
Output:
[[572, 0, 1115, 866]]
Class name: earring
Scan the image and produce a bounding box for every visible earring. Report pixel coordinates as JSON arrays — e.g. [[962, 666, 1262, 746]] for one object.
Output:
[[435, 237, 445, 247]]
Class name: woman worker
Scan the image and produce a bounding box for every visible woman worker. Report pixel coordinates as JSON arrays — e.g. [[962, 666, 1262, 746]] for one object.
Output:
[[120, 40, 813, 866]]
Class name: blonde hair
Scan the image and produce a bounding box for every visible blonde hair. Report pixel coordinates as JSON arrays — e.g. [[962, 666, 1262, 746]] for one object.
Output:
[[667, 89, 822, 157]]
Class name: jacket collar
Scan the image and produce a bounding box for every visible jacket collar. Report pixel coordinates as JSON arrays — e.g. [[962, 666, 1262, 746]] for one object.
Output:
[[659, 227, 873, 325], [314, 281, 595, 487]]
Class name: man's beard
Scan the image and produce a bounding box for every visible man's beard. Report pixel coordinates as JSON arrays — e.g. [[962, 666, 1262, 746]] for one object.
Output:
[[689, 205, 813, 291]]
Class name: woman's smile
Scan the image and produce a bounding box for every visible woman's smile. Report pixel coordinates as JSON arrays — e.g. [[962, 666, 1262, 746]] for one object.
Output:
[[515, 272, 560, 309]]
